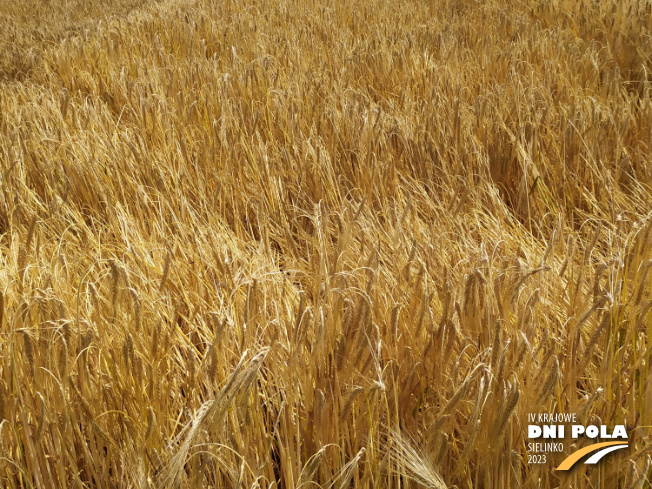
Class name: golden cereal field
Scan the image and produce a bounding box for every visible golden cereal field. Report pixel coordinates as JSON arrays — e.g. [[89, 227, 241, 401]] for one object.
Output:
[[0, 0, 651, 487]]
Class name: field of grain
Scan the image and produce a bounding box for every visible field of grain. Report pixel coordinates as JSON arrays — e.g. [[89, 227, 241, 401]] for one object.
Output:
[[1, 0, 651, 487]]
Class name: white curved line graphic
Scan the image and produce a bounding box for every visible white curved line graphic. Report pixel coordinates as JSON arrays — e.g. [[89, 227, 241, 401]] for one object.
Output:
[[584, 444, 628, 464]]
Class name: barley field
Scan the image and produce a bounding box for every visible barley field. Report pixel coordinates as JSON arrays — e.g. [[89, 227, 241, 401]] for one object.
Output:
[[0, 0, 651, 487]]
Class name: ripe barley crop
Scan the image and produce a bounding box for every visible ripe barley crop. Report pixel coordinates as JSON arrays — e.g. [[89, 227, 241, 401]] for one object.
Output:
[[1, 0, 651, 487]]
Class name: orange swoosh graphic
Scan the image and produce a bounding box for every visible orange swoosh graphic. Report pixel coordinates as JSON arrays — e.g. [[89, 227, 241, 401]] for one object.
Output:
[[556, 441, 627, 470]]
